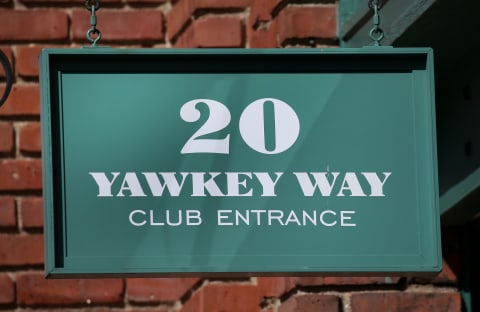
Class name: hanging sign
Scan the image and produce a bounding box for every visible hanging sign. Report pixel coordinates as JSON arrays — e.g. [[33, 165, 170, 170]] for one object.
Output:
[[40, 48, 441, 277]]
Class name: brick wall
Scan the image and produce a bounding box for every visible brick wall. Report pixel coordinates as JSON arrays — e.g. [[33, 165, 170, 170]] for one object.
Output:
[[0, 0, 463, 311]]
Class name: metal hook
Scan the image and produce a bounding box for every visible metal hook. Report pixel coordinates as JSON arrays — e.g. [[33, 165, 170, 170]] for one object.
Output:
[[85, 0, 100, 11], [369, 28, 385, 45], [368, 0, 384, 46], [368, 0, 383, 10], [87, 28, 102, 47], [85, 0, 102, 47]]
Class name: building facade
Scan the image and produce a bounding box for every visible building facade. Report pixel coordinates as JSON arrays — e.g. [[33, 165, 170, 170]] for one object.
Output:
[[0, 0, 474, 311]]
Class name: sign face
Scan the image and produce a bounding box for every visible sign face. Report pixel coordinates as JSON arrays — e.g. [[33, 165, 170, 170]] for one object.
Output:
[[40, 48, 441, 277]]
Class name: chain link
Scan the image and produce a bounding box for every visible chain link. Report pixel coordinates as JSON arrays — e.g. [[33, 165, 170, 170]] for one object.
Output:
[[368, 0, 384, 46], [86, 0, 102, 46], [368, 0, 383, 10]]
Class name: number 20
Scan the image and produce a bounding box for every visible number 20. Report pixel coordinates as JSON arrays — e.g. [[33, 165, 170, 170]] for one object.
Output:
[[180, 98, 300, 155]]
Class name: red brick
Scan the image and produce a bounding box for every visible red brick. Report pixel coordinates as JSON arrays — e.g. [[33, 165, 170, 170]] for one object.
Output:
[[257, 277, 295, 298], [0, 234, 43, 266], [249, 0, 280, 25], [0, 122, 14, 153], [127, 277, 199, 303], [248, 20, 278, 48], [21, 0, 121, 4], [0, 46, 14, 79], [247, 0, 281, 48], [21, 197, 43, 230], [0, 84, 40, 117], [181, 283, 260, 312], [175, 16, 244, 48], [0, 159, 42, 191], [72, 10, 164, 43], [279, 294, 340, 312], [0, 273, 15, 305], [16, 46, 45, 78], [0, 11, 68, 41], [129, 308, 169, 312], [19, 122, 41, 154], [17, 272, 124, 306], [126, 0, 167, 3], [277, 5, 337, 44], [0, 197, 16, 229], [168, 0, 250, 40], [350, 292, 462, 312]]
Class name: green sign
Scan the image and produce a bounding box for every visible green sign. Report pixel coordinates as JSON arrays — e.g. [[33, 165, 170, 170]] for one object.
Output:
[[40, 48, 441, 277]]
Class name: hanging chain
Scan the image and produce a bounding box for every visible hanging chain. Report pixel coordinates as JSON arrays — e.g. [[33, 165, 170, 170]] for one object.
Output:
[[368, 0, 384, 46], [86, 0, 102, 46]]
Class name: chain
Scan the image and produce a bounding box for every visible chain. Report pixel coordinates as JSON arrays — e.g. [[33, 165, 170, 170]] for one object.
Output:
[[368, 0, 384, 46], [86, 0, 102, 46]]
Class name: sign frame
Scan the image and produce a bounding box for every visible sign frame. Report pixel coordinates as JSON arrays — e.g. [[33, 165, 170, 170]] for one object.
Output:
[[40, 47, 441, 277]]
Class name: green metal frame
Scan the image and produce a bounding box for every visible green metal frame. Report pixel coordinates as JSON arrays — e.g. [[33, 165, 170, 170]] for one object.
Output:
[[40, 47, 441, 277]]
